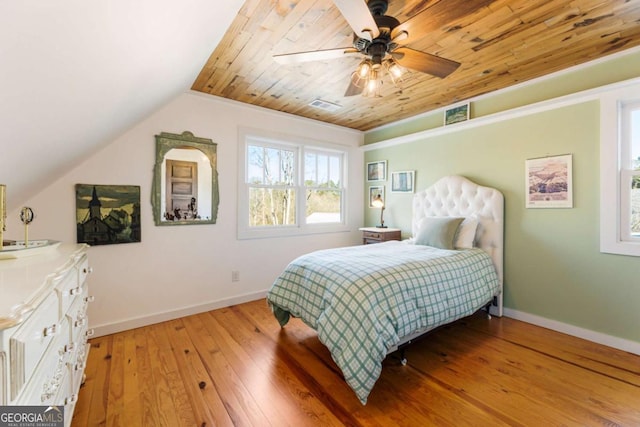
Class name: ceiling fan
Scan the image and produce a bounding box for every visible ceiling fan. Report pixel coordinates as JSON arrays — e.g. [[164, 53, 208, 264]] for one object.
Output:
[[273, 0, 492, 97]]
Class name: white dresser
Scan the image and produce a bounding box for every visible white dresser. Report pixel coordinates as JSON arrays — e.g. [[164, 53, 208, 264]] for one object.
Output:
[[0, 243, 93, 426]]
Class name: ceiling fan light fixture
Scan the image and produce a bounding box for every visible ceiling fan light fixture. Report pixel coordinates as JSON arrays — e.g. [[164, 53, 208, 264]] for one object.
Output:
[[363, 69, 382, 97], [357, 60, 372, 78], [384, 58, 404, 85]]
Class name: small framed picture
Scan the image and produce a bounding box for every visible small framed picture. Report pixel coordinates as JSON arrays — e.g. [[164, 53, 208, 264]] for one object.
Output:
[[525, 154, 573, 208], [368, 185, 385, 208], [391, 171, 415, 193], [444, 103, 470, 125], [367, 160, 387, 181]]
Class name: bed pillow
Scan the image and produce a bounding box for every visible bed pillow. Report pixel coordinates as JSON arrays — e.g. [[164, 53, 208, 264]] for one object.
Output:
[[454, 215, 479, 249], [414, 217, 464, 250]]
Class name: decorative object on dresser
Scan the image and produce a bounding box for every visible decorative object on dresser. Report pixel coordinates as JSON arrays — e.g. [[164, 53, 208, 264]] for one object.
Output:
[[359, 227, 401, 244], [75, 184, 141, 245], [0, 243, 93, 427]]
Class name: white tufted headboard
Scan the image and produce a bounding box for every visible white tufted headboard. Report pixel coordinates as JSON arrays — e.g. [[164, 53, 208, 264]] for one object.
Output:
[[412, 175, 504, 315]]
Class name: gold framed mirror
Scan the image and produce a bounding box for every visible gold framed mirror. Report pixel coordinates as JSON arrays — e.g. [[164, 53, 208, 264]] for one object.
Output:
[[151, 131, 219, 226]]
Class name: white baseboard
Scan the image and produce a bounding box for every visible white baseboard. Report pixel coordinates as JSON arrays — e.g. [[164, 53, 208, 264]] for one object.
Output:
[[91, 295, 640, 357], [503, 308, 640, 356], [90, 290, 268, 337]]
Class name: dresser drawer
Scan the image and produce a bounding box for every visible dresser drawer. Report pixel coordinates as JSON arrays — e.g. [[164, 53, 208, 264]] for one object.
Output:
[[360, 228, 401, 244], [362, 230, 382, 240], [13, 316, 71, 405], [66, 285, 91, 347], [54, 256, 89, 318], [9, 291, 60, 400]]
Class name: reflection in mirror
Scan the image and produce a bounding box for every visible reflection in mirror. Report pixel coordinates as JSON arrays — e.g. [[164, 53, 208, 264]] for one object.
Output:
[[152, 131, 219, 226]]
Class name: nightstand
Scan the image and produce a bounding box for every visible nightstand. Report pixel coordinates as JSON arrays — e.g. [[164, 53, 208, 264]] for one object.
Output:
[[359, 227, 402, 244]]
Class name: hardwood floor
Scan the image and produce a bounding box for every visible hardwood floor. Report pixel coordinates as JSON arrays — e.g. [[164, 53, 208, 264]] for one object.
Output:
[[72, 299, 640, 426]]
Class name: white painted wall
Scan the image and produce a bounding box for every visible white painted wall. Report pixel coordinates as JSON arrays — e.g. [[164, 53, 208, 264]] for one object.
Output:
[[5, 92, 364, 335]]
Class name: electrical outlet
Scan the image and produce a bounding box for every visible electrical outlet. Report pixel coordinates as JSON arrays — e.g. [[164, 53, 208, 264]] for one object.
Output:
[[231, 271, 240, 282]]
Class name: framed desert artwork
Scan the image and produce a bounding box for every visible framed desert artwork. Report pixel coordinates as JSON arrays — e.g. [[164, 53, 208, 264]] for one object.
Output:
[[525, 154, 573, 208]]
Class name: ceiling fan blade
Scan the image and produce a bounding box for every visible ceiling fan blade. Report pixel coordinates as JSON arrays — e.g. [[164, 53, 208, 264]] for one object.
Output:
[[392, 47, 460, 79], [344, 73, 364, 97], [332, 0, 380, 39], [391, 0, 494, 45], [273, 47, 357, 65]]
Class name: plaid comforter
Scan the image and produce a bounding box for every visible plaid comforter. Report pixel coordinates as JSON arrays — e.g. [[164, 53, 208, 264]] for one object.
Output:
[[266, 241, 500, 404]]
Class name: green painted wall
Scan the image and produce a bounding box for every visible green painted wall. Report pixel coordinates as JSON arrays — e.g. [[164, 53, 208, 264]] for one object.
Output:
[[365, 49, 640, 144], [364, 100, 640, 343]]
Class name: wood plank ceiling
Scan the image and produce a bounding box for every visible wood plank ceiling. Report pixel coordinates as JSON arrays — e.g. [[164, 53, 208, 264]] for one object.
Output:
[[192, 0, 640, 131]]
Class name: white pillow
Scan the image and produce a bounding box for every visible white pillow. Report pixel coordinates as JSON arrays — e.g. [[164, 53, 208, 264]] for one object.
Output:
[[454, 215, 478, 249]]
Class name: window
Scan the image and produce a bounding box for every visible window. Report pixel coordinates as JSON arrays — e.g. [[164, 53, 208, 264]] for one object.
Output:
[[620, 101, 640, 241], [238, 129, 347, 239], [600, 84, 640, 256]]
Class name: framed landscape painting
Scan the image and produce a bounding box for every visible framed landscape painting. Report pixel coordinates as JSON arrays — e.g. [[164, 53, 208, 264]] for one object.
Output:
[[444, 103, 470, 125], [525, 154, 573, 208], [76, 184, 141, 245]]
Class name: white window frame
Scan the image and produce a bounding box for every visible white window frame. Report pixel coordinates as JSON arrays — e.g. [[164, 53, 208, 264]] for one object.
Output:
[[238, 128, 348, 239], [600, 84, 640, 256]]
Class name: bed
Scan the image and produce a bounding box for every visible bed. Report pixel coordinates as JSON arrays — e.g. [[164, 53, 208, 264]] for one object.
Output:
[[266, 175, 504, 404]]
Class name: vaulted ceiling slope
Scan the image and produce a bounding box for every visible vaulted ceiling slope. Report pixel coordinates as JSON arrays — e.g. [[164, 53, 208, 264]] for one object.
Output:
[[192, 0, 640, 131], [0, 0, 244, 211]]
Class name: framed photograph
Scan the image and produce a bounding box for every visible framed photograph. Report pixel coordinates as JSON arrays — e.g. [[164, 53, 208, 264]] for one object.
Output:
[[525, 154, 573, 208], [368, 185, 385, 208], [391, 170, 415, 193], [367, 160, 387, 181], [444, 103, 470, 125], [76, 184, 142, 245]]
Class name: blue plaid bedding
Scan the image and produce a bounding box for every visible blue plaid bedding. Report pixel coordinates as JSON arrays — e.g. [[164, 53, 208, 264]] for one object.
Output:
[[266, 241, 500, 404]]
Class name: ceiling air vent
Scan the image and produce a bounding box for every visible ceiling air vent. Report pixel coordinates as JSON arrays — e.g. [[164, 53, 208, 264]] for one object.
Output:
[[309, 99, 342, 112]]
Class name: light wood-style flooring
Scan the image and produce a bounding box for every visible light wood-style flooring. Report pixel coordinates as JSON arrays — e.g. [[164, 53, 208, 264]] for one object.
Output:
[[72, 299, 640, 426]]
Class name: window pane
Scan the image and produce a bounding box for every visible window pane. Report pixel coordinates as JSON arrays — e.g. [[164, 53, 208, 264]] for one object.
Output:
[[306, 189, 341, 223], [247, 145, 264, 184], [305, 152, 317, 185], [317, 155, 328, 186], [329, 155, 341, 187], [265, 147, 280, 184], [248, 145, 296, 186], [280, 149, 295, 185], [249, 187, 296, 227]]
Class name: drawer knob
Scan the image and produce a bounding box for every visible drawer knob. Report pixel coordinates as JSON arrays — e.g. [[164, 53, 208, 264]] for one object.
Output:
[[43, 324, 57, 337], [84, 295, 95, 303], [85, 329, 95, 338], [83, 267, 93, 274], [65, 394, 78, 405], [70, 286, 83, 296]]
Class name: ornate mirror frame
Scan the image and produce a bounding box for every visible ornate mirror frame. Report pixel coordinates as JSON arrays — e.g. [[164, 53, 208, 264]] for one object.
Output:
[[152, 131, 219, 226]]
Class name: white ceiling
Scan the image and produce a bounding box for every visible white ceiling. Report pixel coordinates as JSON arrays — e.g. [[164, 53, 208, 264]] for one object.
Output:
[[0, 0, 245, 211]]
